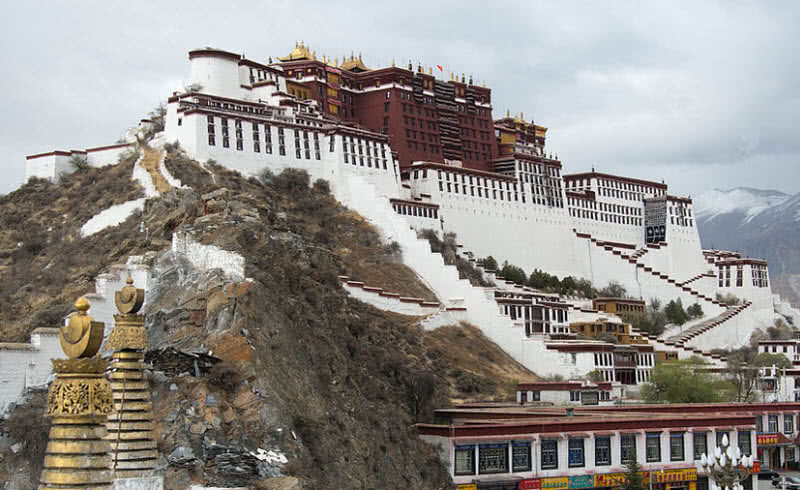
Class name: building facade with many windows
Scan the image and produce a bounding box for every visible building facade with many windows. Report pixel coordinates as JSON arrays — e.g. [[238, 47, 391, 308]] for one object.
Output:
[[419, 403, 776, 490]]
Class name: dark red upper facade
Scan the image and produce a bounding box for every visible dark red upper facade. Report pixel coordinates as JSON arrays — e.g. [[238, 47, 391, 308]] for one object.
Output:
[[276, 54, 498, 171]]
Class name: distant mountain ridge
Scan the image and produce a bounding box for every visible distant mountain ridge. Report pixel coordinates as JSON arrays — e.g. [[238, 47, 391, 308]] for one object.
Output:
[[695, 187, 800, 306]]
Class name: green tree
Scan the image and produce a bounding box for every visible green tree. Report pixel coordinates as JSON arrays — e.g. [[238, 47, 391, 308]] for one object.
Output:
[[500, 260, 527, 285], [587, 369, 606, 382], [621, 458, 646, 490], [481, 256, 498, 271], [641, 357, 726, 403], [687, 303, 704, 319], [598, 281, 628, 298], [754, 352, 792, 369], [665, 299, 689, 325]]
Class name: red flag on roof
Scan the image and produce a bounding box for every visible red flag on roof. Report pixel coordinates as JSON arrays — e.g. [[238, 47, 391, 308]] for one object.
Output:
[[437, 65, 443, 72]]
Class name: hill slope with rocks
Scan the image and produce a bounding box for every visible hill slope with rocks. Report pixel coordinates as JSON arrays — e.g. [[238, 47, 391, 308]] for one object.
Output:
[[0, 147, 533, 489]]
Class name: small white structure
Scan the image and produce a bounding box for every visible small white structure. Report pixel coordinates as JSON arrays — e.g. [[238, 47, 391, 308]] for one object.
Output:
[[25, 142, 134, 182]]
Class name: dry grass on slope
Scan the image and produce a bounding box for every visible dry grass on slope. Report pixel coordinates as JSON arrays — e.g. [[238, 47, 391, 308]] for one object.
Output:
[[163, 153, 436, 301], [425, 323, 537, 403], [0, 155, 148, 342]]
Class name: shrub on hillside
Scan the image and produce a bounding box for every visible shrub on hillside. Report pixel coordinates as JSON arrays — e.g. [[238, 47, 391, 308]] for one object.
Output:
[[419, 230, 492, 287], [69, 154, 89, 171], [259, 167, 310, 193]]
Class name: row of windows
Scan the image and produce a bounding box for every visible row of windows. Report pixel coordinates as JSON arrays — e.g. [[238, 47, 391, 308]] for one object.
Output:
[[392, 203, 439, 219], [569, 208, 644, 226], [342, 136, 389, 170], [756, 414, 795, 434], [454, 431, 751, 476]]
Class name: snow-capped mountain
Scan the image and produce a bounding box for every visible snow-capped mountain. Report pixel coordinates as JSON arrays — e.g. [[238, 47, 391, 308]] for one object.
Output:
[[695, 187, 800, 305], [694, 187, 790, 223]]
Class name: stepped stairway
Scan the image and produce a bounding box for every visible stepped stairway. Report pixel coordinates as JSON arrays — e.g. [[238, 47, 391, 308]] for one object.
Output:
[[576, 230, 723, 308], [333, 174, 529, 363], [678, 272, 716, 287], [665, 301, 752, 345]]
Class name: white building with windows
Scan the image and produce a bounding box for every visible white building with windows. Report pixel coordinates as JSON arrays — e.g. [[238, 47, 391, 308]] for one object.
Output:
[[419, 402, 766, 490], [22, 45, 788, 382]]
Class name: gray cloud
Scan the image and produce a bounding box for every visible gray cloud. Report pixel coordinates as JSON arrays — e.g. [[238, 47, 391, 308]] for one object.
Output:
[[2, 0, 797, 197]]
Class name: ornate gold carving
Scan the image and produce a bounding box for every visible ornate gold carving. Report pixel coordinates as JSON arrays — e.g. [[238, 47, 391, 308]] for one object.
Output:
[[46, 377, 112, 417], [105, 325, 147, 351], [59, 298, 105, 359], [52, 357, 108, 374], [40, 294, 113, 489]]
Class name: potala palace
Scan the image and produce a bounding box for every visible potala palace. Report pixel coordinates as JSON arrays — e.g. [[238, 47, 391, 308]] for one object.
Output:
[[20, 43, 799, 397]]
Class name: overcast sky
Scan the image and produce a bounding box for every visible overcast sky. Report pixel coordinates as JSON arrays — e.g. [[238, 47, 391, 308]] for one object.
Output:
[[2, 1, 798, 197]]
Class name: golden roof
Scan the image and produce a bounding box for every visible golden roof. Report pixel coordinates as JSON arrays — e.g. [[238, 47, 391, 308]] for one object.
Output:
[[279, 41, 314, 62], [340, 52, 369, 72]]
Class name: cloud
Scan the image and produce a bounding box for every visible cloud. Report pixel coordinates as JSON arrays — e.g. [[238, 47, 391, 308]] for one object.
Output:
[[1, 0, 797, 197]]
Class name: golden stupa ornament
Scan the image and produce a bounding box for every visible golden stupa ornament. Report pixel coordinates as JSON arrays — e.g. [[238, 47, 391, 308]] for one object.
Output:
[[40, 298, 113, 490], [105, 277, 158, 478]]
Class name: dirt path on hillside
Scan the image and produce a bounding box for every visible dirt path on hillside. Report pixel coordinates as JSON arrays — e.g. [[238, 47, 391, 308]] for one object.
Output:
[[141, 146, 171, 193]]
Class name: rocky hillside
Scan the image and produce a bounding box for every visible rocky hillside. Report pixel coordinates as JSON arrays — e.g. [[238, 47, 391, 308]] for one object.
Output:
[[695, 187, 800, 306], [0, 148, 532, 489]]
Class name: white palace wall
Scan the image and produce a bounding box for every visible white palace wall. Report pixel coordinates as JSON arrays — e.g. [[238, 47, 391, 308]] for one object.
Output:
[[0, 328, 61, 413], [25, 143, 135, 182]]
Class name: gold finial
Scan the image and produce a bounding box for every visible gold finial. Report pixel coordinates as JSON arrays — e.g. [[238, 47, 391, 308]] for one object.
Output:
[[351, 50, 354, 60], [75, 296, 90, 314], [482, 80, 486, 88], [521, 111, 524, 120], [450, 72, 454, 81], [392, 58, 396, 67], [60, 296, 104, 359], [359, 52, 362, 61], [507, 108, 510, 117], [428, 66, 432, 75], [335, 57, 338, 66], [295, 41, 298, 48]]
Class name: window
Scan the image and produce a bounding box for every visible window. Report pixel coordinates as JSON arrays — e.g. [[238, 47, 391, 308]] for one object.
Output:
[[478, 444, 508, 474], [693, 432, 707, 461], [670, 433, 685, 461], [786, 415, 794, 434], [769, 415, 778, 433], [621, 434, 636, 464], [278, 127, 285, 156], [756, 415, 763, 433], [541, 439, 558, 469], [738, 431, 752, 456], [569, 438, 585, 467], [512, 441, 531, 472], [595, 436, 611, 466], [570, 391, 579, 402], [646, 433, 661, 462], [454, 445, 475, 476]]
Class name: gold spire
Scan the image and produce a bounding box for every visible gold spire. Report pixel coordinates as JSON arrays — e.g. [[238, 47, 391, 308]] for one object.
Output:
[[507, 108, 510, 117], [392, 58, 396, 67], [428, 66, 432, 75], [482, 80, 486, 88], [40, 296, 113, 489]]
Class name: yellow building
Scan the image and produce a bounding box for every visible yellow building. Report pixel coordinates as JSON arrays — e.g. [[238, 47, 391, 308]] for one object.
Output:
[[569, 319, 648, 345], [593, 297, 646, 315]]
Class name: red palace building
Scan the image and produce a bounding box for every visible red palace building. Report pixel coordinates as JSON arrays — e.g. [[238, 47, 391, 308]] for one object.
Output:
[[273, 42, 540, 172]]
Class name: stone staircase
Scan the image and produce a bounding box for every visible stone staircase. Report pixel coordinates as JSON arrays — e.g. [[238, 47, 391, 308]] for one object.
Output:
[[576, 230, 723, 309], [665, 301, 753, 345], [333, 173, 529, 365]]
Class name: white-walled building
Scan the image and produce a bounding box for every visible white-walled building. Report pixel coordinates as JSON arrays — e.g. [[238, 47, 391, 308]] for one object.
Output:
[[20, 44, 786, 382], [419, 403, 765, 490]]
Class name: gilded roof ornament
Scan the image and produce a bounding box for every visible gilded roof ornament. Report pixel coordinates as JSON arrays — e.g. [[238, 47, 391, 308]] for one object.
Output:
[[60, 297, 105, 359]]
